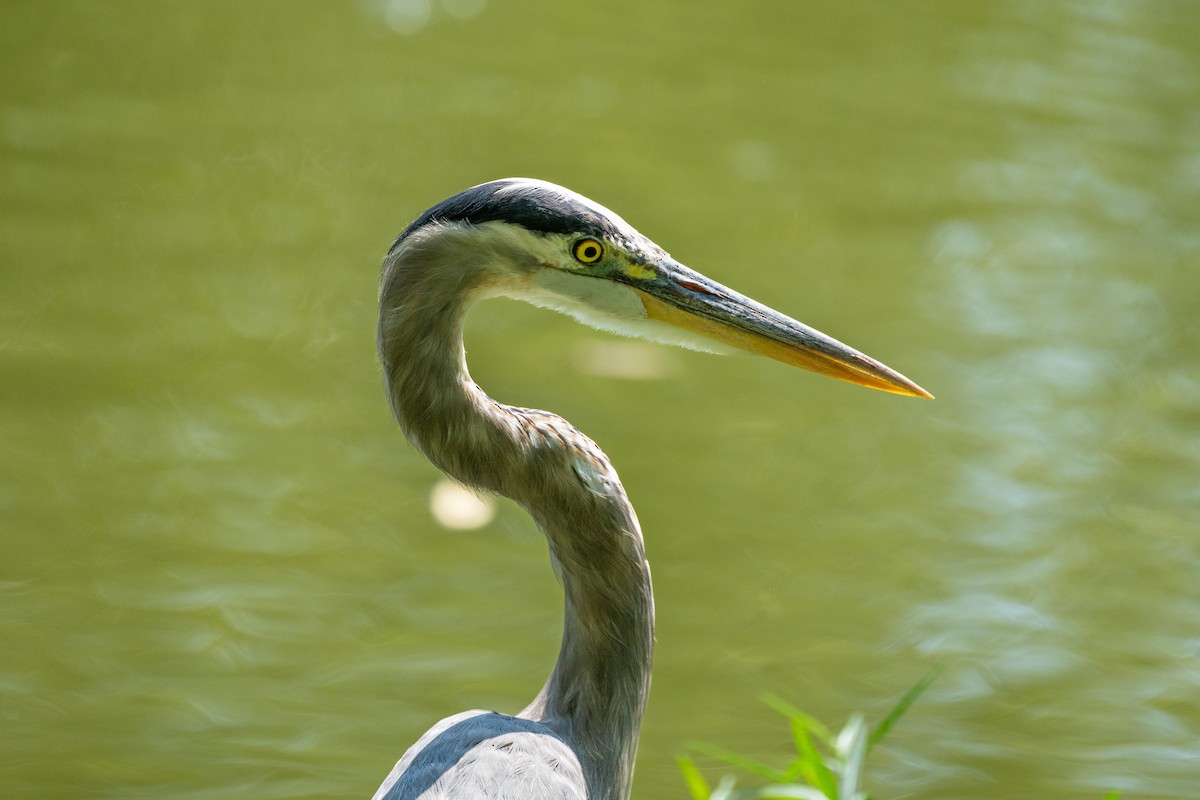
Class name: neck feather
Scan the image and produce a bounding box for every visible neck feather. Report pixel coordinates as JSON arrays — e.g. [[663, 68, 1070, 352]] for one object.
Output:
[[379, 234, 655, 800]]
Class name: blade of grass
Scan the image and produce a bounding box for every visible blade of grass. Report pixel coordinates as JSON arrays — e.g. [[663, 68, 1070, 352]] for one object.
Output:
[[762, 693, 834, 746], [835, 714, 869, 800], [710, 776, 737, 800], [737, 785, 834, 800], [790, 721, 838, 798], [689, 741, 792, 784], [678, 755, 713, 800], [868, 662, 946, 751]]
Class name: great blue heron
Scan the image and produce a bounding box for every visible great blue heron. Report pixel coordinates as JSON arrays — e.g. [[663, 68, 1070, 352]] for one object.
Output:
[[371, 179, 931, 800]]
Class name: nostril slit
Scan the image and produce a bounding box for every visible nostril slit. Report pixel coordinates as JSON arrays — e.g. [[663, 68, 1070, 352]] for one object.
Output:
[[678, 279, 714, 296]]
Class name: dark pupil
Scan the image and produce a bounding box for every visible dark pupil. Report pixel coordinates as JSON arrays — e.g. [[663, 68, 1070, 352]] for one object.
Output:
[[582, 245, 598, 259]]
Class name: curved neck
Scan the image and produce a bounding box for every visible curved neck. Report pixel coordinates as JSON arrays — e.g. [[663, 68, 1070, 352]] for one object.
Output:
[[379, 239, 655, 800]]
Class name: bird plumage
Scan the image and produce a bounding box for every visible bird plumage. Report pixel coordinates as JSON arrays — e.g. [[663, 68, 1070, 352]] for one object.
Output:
[[372, 712, 587, 800], [371, 179, 929, 800]]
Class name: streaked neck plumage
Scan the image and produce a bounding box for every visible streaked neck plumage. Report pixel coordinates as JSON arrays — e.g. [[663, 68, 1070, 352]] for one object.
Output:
[[378, 227, 655, 800]]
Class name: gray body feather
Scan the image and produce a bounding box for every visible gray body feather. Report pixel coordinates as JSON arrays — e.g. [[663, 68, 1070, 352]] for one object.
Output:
[[372, 712, 586, 800]]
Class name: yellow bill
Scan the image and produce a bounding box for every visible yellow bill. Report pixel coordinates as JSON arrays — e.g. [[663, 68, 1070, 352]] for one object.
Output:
[[629, 259, 933, 399]]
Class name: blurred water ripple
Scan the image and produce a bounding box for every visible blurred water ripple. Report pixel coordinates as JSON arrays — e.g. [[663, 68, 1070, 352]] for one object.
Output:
[[2, 1, 1199, 798], [894, 2, 1200, 795]]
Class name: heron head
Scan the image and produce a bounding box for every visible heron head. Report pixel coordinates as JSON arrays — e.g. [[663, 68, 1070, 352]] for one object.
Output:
[[386, 178, 931, 399]]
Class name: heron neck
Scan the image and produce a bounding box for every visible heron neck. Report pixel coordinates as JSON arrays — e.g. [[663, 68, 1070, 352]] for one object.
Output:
[[528, 538, 653, 800], [379, 245, 654, 800]]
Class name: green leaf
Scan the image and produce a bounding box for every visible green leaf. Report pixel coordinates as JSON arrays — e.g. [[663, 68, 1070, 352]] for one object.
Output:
[[868, 662, 945, 751], [835, 714, 869, 800], [689, 741, 791, 784], [710, 776, 738, 800], [678, 755, 712, 800], [735, 784, 833, 800], [792, 724, 838, 797], [763, 693, 834, 746]]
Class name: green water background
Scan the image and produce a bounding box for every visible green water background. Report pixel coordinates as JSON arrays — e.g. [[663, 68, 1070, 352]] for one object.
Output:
[[3, 2, 1198, 797]]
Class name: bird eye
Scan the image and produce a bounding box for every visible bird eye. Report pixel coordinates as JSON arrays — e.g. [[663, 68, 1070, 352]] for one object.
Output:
[[572, 238, 604, 264]]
